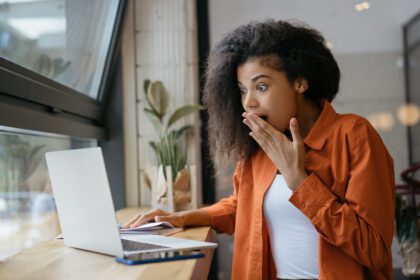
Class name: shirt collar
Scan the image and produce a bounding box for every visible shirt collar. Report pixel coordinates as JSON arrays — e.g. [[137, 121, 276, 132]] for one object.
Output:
[[303, 99, 338, 151]]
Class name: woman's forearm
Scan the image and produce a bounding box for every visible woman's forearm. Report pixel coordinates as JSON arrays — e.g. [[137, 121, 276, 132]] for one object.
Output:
[[178, 209, 211, 227]]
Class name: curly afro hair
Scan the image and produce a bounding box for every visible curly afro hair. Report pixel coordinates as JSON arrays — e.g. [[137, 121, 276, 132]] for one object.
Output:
[[203, 19, 341, 163]]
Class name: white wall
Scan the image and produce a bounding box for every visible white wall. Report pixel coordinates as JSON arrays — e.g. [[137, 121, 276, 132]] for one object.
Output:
[[209, 0, 420, 53], [121, 0, 202, 207]]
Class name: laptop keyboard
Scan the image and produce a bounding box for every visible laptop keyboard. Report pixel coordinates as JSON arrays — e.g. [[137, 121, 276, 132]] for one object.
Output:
[[121, 239, 170, 251]]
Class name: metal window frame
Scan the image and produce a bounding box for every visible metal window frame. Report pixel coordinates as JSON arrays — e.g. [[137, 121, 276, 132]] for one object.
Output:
[[196, 1, 218, 278], [0, 0, 127, 140], [403, 10, 420, 165]]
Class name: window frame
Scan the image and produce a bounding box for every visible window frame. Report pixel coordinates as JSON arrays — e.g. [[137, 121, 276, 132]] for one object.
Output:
[[403, 10, 420, 165], [0, 0, 127, 140]]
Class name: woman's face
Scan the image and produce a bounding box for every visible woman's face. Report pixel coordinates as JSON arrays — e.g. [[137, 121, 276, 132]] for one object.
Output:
[[237, 58, 304, 133]]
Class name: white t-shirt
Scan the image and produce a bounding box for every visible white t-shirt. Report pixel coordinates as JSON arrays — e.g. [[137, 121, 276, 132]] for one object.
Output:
[[263, 174, 319, 279]]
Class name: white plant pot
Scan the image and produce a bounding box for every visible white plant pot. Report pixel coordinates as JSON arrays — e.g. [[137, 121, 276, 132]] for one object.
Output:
[[145, 165, 197, 212]]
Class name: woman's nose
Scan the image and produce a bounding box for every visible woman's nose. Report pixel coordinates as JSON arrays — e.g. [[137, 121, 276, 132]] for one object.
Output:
[[243, 92, 258, 109]]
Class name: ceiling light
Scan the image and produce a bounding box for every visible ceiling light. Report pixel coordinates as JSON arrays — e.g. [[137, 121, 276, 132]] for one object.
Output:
[[397, 103, 420, 126], [326, 41, 333, 49], [368, 112, 394, 131], [355, 2, 370, 12]]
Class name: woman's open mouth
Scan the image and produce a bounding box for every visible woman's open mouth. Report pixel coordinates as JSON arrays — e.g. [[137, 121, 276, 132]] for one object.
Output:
[[242, 112, 268, 122]]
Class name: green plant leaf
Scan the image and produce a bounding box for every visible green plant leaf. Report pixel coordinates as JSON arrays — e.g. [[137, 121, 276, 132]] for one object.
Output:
[[144, 108, 164, 136], [143, 79, 151, 95], [152, 133, 188, 182], [147, 81, 169, 117], [143, 80, 160, 117], [144, 107, 160, 118], [167, 104, 204, 129], [167, 125, 193, 140], [149, 141, 157, 153]]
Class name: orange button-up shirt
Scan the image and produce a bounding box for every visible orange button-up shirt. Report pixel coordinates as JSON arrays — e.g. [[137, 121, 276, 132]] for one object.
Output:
[[202, 101, 395, 279]]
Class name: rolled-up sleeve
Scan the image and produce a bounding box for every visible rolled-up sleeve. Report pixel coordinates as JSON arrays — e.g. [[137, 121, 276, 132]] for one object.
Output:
[[289, 118, 395, 270], [200, 161, 244, 235]]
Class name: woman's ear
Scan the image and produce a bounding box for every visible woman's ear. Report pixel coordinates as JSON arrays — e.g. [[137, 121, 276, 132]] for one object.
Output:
[[294, 78, 308, 94]]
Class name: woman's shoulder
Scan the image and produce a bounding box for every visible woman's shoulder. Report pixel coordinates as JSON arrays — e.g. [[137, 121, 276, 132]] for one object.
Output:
[[332, 112, 385, 148], [334, 112, 369, 129]]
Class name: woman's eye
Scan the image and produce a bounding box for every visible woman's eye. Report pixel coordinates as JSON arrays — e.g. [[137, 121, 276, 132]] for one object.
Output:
[[239, 88, 247, 95], [257, 84, 267, 92]]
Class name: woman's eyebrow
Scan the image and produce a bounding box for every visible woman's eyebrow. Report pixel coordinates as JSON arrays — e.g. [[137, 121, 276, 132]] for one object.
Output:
[[251, 74, 272, 82], [237, 74, 272, 85]]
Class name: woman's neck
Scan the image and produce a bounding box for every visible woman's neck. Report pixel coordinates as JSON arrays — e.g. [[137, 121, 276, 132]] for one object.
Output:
[[296, 97, 322, 139]]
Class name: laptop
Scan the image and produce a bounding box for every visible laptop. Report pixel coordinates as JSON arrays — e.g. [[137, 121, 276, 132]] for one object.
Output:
[[45, 147, 217, 258]]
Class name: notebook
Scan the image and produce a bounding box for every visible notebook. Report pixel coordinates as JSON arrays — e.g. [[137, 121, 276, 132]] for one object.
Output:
[[118, 221, 184, 236]]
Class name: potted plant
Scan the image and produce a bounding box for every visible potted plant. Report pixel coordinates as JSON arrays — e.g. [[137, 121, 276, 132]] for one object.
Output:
[[142, 79, 203, 211]]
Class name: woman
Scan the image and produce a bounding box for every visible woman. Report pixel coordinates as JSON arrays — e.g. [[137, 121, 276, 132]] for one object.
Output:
[[124, 19, 395, 280]]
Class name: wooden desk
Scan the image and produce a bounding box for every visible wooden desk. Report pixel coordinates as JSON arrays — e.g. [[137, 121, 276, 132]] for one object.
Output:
[[0, 208, 216, 280]]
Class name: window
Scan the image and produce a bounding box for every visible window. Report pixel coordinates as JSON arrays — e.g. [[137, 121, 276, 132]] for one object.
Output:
[[0, 0, 126, 139], [0, 127, 96, 260], [0, 0, 120, 99], [0, 0, 126, 260]]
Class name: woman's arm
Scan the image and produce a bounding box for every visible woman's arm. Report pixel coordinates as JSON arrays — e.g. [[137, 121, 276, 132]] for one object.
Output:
[[289, 118, 395, 270], [178, 209, 211, 226], [122, 208, 210, 228], [199, 161, 244, 235], [123, 161, 244, 232]]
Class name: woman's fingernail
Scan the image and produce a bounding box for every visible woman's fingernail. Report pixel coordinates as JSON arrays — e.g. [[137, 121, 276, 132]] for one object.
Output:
[[242, 112, 247, 117]]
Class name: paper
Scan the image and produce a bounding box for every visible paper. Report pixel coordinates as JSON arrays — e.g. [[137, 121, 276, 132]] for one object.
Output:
[[118, 222, 183, 236]]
